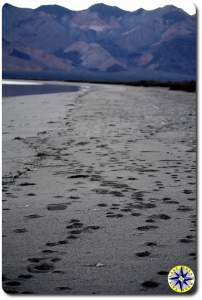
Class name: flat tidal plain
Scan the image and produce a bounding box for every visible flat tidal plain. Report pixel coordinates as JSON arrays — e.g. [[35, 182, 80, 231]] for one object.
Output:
[[2, 82, 196, 294]]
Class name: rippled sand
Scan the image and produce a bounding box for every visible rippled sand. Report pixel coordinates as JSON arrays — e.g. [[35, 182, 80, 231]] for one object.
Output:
[[2, 82, 196, 294]]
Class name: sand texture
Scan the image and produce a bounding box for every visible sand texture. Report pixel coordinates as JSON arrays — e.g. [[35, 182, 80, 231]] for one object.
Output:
[[2, 82, 196, 294]]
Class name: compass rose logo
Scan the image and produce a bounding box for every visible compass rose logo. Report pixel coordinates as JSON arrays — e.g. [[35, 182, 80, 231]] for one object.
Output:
[[168, 265, 195, 293]]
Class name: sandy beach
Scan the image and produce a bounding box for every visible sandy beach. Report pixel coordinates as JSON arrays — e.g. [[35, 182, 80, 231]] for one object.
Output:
[[2, 82, 196, 294]]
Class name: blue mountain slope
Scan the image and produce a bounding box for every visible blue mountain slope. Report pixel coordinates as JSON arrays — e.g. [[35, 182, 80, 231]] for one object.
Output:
[[2, 3, 196, 81], [36, 5, 74, 17], [89, 3, 128, 18]]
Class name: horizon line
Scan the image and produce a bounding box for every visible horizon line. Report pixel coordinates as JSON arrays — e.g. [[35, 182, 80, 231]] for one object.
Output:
[[2, 2, 196, 15]]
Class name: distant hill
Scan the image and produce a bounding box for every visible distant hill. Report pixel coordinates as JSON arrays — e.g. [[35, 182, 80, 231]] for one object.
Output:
[[2, 3, 196, 82]]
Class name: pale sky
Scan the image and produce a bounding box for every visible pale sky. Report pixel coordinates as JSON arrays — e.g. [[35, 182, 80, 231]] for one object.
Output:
[[2, 0, 196, 15]]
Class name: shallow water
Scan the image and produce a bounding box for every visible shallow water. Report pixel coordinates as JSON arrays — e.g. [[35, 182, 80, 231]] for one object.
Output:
[[2, 83, 79, 97]]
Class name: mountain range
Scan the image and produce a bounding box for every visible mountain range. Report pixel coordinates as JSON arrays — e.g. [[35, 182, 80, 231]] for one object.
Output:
[[2, 3, 196, 82]]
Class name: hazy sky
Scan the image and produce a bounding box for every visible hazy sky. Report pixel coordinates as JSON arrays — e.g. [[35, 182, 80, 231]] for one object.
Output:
[[2, 0, 196, 14]]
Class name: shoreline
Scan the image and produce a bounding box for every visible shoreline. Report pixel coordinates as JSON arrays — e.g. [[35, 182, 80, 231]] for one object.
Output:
[[2, 78, 196, 93]]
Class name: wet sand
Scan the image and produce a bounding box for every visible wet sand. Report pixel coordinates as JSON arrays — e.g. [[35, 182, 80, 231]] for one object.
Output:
[[2, 82, 196, 294]]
